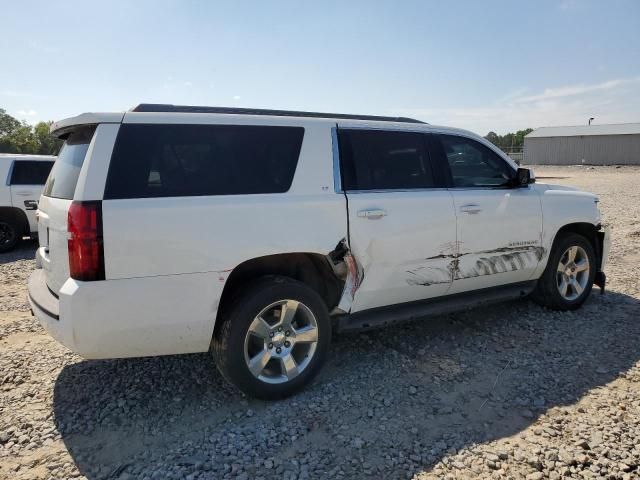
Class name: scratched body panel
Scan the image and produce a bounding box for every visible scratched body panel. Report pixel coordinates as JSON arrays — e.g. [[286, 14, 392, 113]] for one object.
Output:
[[447, 188, 544, 295], [405, 245, 545, 286], [347, 190, 457, 312]]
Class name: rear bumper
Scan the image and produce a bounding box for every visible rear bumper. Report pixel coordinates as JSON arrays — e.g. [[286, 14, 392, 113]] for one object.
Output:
[[28, 268, 225, 359], [28, 269, 78, 351], [28, 269, 59, 319]]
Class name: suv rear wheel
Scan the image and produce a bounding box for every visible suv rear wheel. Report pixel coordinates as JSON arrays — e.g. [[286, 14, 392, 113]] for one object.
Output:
[[532, 232, 596, 310], [212, 275, 331, 400], [0, 218, 20, 253]]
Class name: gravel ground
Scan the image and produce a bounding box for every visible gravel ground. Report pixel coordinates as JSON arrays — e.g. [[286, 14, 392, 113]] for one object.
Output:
[[1, 165, 639, 480]]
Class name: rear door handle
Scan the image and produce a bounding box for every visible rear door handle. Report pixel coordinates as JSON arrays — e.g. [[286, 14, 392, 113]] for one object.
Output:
[[24, 200, 38, 210], [357, 209, 387, 219], [15, 191, 32, 196], [460, 204, 482, 214]]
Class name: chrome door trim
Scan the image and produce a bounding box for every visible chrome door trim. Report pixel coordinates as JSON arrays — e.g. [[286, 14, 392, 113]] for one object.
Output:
[[5, 160, 15, 186], [331, 126, 342, 193], [446, 185, 531, 191], [336, 123, 432, 134], [344, 187, 450, 194]]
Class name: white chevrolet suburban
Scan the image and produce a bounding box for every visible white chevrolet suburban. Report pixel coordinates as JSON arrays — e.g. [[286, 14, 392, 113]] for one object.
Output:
[[28, 104, 610, 399], [0, 154, 55, 252]]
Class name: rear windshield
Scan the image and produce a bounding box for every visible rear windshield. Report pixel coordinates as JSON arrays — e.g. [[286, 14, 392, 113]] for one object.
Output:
[[104, 124, 304, 199], [43, 126, 96, 199]]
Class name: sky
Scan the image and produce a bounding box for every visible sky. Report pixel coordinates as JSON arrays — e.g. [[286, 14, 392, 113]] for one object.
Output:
[[1, 0, 639, 135]]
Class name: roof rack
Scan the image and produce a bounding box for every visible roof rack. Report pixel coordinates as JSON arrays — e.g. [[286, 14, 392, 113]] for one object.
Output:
[[131, 104, 426, 124]]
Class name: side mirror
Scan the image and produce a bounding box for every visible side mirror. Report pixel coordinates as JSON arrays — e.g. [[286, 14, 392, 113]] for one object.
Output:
[[515, 167, 535, 187]]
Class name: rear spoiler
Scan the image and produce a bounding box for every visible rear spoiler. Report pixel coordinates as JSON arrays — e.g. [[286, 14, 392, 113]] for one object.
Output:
[[50, 112, 125, 138]]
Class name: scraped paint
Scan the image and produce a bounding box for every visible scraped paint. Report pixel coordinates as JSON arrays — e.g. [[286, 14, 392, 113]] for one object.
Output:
[[406, 245, 545, 286]]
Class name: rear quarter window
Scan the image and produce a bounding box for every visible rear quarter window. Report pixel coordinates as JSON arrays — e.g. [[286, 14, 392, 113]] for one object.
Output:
[[104, 124, 304, 199], [43, 126, 96, 199]]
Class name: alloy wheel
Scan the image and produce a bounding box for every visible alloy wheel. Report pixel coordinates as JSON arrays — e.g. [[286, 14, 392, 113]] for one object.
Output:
[[556, 245, 590, 301], [243, 299, 319, 384]]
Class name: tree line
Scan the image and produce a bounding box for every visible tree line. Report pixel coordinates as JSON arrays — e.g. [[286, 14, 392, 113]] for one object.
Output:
[[0, 108, 62, 155], [484, 128, 533, 151]]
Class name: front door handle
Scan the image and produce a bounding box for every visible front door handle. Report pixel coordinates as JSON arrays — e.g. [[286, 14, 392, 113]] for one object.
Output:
[[460, 204, 482, 214], [357, 209, 387, 219]]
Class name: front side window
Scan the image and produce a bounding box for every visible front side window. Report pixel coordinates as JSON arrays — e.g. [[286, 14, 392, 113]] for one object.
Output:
[[10, 161, 54, 185], [339, 129, 436, 190], [104, 124, 304, 199], [438, 134, 513, 188]]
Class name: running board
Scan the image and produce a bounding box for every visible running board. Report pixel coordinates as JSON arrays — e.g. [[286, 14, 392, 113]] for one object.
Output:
[[334, 281, 537, 333]]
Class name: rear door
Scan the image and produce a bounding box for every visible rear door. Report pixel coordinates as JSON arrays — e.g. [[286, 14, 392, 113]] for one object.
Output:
[[433, 133, 543, 294], [339, 126, 457, 312], [38, 127, 96, 294], [9, 160, 54, 231]]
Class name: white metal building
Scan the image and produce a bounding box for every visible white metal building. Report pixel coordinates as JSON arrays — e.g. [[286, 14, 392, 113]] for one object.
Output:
[[524, 123, 640, 165]]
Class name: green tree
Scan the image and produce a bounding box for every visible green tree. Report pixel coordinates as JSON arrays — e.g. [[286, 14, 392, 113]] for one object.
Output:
[[485, 131, 499, 145], [34, 121, 62, 154], [0, 108, 21, 137], [0, 108, 62, 155], [514, 128, 533, 146], [484, 128, 534, 150], [1, 124, 38, 153]]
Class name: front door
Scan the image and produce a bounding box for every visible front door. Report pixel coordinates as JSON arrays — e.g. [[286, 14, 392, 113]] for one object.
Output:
[[9, 160, 54, 232], [433, 133, 543, 294], [338, 126, 457, 312]]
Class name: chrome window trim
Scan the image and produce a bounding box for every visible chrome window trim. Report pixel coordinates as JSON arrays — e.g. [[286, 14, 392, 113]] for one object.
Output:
[[336, 123, 431, 134], [447, 186, 524, 191], [335, 121, 514, 167], [343, 187, 450, 194], [5, 160, 15, 186], [335, 125, 519, 194], [343, 186, 526, 194], [331, 126, 342, 193]]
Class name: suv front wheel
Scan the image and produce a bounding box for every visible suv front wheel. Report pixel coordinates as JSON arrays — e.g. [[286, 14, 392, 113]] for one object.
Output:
[[532, 232, 596, 310], [212, 275, 331, 400]]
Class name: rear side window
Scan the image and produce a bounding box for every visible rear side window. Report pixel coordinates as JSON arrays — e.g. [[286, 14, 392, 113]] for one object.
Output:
[[438, 134, 514, 188], [10, 161, 54, 185], [43, 126, 96, 199], [104, 124, 304, 199], [338, 129, 437, 191]]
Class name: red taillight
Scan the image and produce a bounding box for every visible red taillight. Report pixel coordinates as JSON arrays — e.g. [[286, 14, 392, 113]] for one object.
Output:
[[67, 201, 105, 281]]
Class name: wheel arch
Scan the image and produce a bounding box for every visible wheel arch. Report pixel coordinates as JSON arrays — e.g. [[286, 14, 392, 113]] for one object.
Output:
[[548, 222, 604, 269], [532, 222, 601, 310], [214, 252, 344, 335]]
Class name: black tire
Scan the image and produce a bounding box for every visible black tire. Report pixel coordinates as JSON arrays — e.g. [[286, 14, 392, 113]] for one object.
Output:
[[0, 218, 21, 253], [212, 275, 331, 400], [532, 232, 596, 311]]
